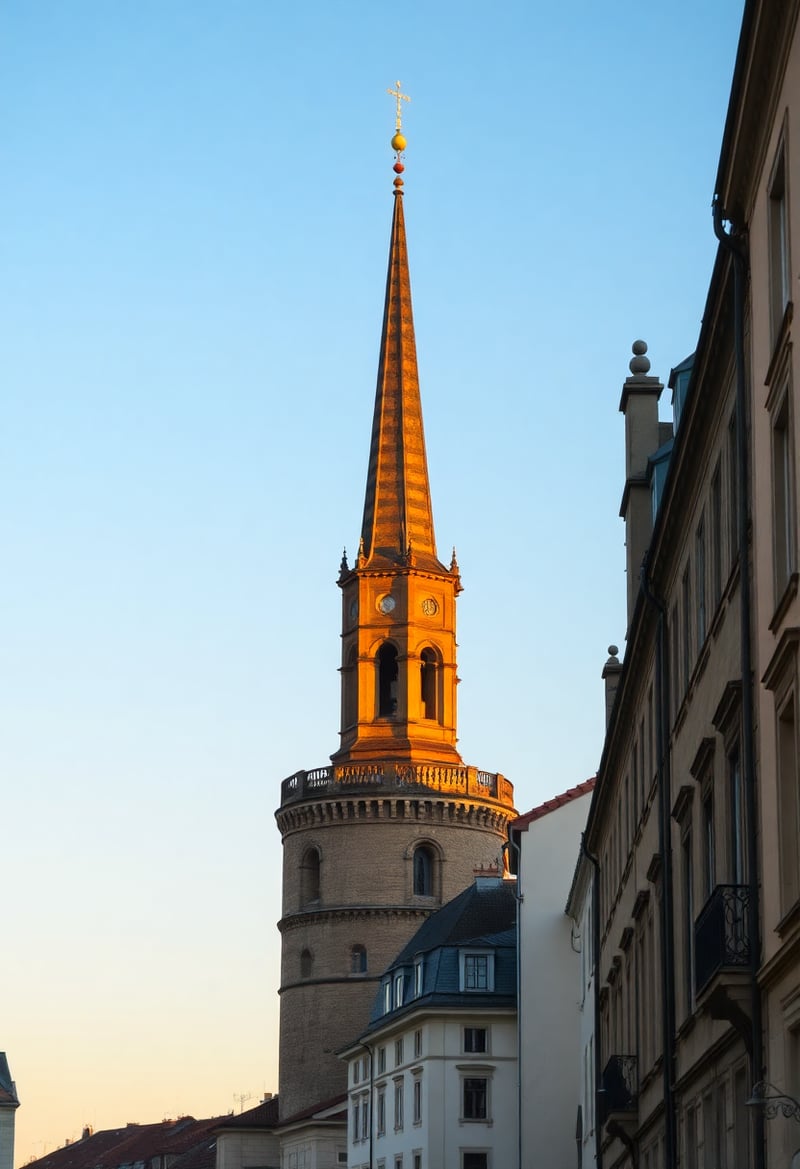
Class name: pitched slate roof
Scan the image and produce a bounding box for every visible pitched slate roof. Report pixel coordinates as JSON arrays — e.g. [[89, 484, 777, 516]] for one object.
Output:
[[0, 1053, 18, 1108], [393, 878, 517, 964], [510, 778, 596, 831]]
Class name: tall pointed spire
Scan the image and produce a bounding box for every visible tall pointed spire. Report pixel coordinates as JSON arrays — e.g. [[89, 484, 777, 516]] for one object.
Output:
[[359, 105, 445, 573]]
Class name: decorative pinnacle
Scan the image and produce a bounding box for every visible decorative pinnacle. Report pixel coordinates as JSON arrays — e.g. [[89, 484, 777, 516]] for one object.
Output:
[[629, 339, 651, 375], [388, 80, 410, 189]]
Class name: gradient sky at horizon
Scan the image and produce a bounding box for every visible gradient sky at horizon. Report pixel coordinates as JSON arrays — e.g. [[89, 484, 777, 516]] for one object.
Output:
[[2, 2, 744, 1163]]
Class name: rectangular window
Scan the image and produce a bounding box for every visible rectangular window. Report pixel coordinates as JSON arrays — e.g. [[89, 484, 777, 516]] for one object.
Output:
[[414, 958, 424, 997], [671, 604, 680, 720], [778, 689, 800, 910], [769, 140, 791, 340], [378, 1046, 386, 1074], [352, 1099, 360, 1143], [394, 1158, 403, 1169], [361, 1096, 370, 1142], [463, 1077, 488, 1120], [394, 972, 404, 1009], [682, 563, 692, 692], [715, 1085, 727, 1169], [772, 387, 795, 599], [461, 952, 493, 991], [733, 1066, 751, 1169], [685, 1105, 698, 1169], [395, 1038, 404, 1067], [711, 460, 723, 609], [394, 1078, 404, 1131], [462, 1156, 488, 1169], [729, 413, 739, 564], [412, 1076, 422, 1124], [413, 1156, 422, 1169], [729, 747, 747, 884], [682, 829, 694, 1016], [464, 1027, 488, 1053], [383, 981, 391, 1015], [702, 788, 715, 899], [413, 1028, 422, 1058], [377, 1086, 386, 1136], [696, 516, 706, 648]]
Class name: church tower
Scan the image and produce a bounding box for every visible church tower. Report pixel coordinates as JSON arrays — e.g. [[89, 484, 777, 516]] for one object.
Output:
[[275, 96, 516, 1121]]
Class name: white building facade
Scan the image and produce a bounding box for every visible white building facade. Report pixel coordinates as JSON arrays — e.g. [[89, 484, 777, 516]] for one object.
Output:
[[342, 876, 518, 1169], [510, 781, 595, 1169]]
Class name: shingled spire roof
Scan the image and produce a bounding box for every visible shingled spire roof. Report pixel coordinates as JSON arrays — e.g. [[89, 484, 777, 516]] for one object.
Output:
[[359, 187, 445, 573]]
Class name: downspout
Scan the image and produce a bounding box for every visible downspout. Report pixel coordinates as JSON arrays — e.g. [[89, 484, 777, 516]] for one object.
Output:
[[503, 835, 524, 1169], [358, 1040, 375, 1169], [581, 833, 602, 1169], [712, 197, 765, 1169], [640, 555, 677, 1169]]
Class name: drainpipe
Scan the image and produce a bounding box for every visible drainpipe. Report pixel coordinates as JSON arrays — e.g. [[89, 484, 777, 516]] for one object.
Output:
[[355, 1040, 375, 1169], [503, 835, 524, 1169], [581, 834, 602, 1169], [640, 555, 677, 1169], [712, 197, 765, 1169]]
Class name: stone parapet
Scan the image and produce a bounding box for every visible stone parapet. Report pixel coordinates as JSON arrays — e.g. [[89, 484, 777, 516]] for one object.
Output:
[[279, 760, 514, 808]]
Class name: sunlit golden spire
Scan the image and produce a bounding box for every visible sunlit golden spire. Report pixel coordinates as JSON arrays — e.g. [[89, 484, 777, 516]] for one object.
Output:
[[358, 85, 445, 573]]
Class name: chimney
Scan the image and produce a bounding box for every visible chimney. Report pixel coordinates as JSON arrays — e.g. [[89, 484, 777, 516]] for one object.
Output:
[[602, 645, 622, 727], [619, 340, 663, 627], [82, 1127, 93, 1141]]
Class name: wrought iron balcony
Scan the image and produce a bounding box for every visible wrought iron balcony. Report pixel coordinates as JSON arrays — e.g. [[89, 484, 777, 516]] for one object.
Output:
[[694, 883, 751, 996], [600, 1055, 638, 1124]]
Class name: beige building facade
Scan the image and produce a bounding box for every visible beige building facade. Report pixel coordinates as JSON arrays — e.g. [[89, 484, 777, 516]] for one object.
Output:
[[584, 3, 800, 1168]]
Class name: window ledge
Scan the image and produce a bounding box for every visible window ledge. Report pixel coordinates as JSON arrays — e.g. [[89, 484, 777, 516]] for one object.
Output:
[[777, 898, 800, 940], [766, 300, 794, 388], [770, 572, 799, 633]]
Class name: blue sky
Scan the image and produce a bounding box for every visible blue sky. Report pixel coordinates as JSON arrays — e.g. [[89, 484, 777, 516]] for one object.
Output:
[[2, 1, 743, 1162]]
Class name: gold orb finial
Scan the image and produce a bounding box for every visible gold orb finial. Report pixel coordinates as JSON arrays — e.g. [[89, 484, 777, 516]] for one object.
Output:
[[387, 81, 410, 189]]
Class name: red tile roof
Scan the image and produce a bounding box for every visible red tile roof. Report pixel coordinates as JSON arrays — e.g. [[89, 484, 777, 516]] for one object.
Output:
[[276, 1093, 347, 1127], [510, 778, 596, 830], [214, 1098, 279, 1130], [25, 1116, 229, 1169]]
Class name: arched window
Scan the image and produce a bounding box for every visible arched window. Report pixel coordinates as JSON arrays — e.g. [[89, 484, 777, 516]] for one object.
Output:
[[420, 648, 438, 720], [413, 845, 435, 896], [351, 944, 367, 974], [377, 642, 399, 716], [300, 948, 313, 979], [344, 645, 358, 728], [300, 847, 321, 905]]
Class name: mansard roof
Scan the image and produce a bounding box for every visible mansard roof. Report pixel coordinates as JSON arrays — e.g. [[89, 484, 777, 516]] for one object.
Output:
[[361, 878, 518, 1032]]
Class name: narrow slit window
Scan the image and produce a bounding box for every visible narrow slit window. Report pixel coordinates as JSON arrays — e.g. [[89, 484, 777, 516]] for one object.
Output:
[[377, 643, 399, 716]]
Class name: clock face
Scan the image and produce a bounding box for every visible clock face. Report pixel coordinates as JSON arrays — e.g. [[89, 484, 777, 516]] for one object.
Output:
[[377, 594, 396, 615], [422, 597, 439, 617]]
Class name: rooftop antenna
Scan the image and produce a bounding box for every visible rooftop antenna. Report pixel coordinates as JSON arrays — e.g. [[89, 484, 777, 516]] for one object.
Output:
[[233, 1092, 252, 1114]]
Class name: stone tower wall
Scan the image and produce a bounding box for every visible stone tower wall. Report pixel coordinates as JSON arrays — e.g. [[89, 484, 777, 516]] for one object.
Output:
[[276, 794, 513, 1118]]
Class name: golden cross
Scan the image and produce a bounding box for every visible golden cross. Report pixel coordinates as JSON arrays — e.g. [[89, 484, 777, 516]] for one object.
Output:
[[387, 80, 410, 130]]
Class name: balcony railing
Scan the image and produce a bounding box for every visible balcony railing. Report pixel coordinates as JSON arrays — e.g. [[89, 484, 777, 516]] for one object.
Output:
[[280, 761, 512, 806], [600, 1055, 638, 1124], [694, 883, 751, 996]]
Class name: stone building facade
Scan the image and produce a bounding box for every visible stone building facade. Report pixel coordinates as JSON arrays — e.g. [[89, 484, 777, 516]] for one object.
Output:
[[274, 154, 516, 1124], [583, 3, 800, 1167]]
